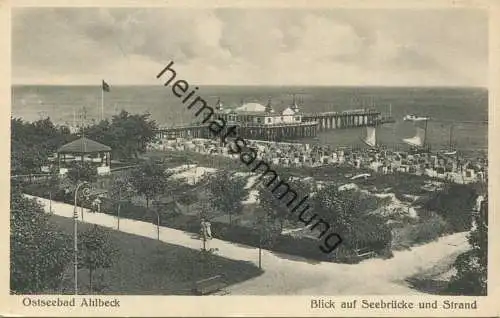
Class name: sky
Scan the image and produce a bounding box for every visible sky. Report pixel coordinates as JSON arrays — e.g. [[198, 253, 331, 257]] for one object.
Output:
[[12, 7, 488, 87]]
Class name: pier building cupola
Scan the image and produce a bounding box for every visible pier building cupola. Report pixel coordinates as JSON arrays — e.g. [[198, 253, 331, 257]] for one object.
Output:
[[291, 94, 300, 113], [265, 98, 275, 113]]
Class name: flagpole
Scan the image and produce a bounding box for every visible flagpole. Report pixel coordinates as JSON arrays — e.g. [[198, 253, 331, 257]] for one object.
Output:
[[101, 82, 104, 122], [81, 107, 86, 139]]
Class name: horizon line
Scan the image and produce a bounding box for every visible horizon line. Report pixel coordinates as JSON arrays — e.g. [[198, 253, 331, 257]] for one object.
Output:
[[10, 83, 488, 89]]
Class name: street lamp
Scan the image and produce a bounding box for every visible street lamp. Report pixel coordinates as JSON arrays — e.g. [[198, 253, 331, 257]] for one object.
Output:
[[116, 186, 122, 231], [113, 178, 134, 231], [115, 185, 126, 231], [49, 191, 52, 214], [154, 209, 160, 241], [73, 181, 90, 295], [152, 200, 161, 241], [258, 224, 262, 269]]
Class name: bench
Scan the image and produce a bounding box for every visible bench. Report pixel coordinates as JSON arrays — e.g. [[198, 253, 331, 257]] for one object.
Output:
[[355, 248, 376, 259], [193, 275, 227, 295]]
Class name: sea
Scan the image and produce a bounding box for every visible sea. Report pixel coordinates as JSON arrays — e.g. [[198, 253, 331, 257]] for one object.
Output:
[[11, 85, 488, 153]]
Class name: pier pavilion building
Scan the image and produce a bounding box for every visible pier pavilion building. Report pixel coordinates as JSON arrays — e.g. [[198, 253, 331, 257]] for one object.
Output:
[[155, 97, 381, 141], [156, 98, 318, 141], [213, 98, 317, 141], [216, 98, 302, 126]]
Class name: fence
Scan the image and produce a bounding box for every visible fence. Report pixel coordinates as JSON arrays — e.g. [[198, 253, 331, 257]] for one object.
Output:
[[11, 173, 52, 184]]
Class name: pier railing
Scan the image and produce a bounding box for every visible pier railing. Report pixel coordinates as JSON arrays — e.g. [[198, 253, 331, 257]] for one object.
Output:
[[302, 109, 380, 117], [157, 121, 318, 130], [236, 122, 318, 128], [157, 124, 209, 130]]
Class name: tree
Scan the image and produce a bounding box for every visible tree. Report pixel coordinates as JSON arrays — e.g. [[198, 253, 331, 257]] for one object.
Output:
[[11, 117, 74, 175], [424, 183, 477, 232], [257, 186, 288, 233], [108, 174, 136, 229], [85, 110, 157, 160], [197, 244, 219, 280], [65, 161, 98, 213], [108, 174, 136, 203], [32, 117, 72, 153], [66, 161, 98, 185], [11, 118, 48, 174], [78, 225, 118, 294], [84, 120, 113, 150], [177, 190, 199, 206], [11, 143, 47, 175], [10, 189, 72, 294], [206, 171, 248, 224], [447, 197, 487, 295], [313, 184, 391, 253], [257, 208, 280, 267], [254, 193, 281, 269], [255, 174, 312, 232], [130, 161, 171, 208]]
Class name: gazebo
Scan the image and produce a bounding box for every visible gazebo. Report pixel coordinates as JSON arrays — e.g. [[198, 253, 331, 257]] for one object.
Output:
[[57, 137, 112, 176]]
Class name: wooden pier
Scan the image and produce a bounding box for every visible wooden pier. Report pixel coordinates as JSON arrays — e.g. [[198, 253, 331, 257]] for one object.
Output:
[[157, 124, 210, 140], [155, 109, 381, 141], [156, 121, 318, 141], [301, 109, 381, 131]]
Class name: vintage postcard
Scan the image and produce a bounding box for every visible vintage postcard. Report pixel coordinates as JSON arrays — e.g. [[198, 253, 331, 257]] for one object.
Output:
[[1, 0, 499, 316]]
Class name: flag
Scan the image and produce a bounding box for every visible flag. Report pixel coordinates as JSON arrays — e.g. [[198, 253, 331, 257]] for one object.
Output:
[[102, 80, 110, 92]]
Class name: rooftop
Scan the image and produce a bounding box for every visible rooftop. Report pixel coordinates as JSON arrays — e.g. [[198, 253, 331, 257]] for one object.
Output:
[[58, 137, 112, 154], [223, 102, 300, 116], [235, 102, 267, 113]]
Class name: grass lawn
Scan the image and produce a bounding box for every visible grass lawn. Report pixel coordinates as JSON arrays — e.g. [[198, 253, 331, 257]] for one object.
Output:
[[50, 215, 263, 295]]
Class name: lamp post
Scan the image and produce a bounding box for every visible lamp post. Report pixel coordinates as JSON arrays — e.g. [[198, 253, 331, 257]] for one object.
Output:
[[49, 191, 52, 214], [202, 222, 207, 252], [73, 181, 90, 295], [115, 179, 134, 231], [152, 200, 161, 241], [255, 195, 263, 270], [117, 187, 122, 231], [258, 225, 262, 270], [155, 209, 160, 241]]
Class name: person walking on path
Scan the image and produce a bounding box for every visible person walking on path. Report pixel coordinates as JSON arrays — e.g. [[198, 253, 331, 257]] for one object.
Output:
[[201, 218, 213, 240], [200, 218, 213, 251]]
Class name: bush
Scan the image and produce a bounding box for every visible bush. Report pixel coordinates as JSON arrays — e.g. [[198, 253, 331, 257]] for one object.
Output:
[[23, 183, 64, 200], [411, 216, 450, 243], [424, 184, 477, 232], [331, 247, 361, 264], [391, 213, 450, 250], [11, 189, 73, 294]]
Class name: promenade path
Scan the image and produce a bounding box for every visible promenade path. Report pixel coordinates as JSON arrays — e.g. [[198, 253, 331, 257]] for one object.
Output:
[[26, 194, 469, 295]]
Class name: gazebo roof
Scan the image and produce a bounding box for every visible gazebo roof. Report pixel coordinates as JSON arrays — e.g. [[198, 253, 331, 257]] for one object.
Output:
[[58, 137, 111, 154]]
